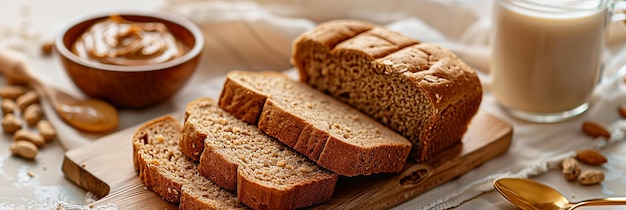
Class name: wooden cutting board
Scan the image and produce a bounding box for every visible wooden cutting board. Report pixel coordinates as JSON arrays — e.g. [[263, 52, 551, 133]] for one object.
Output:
[[62, 111, 512, 209]]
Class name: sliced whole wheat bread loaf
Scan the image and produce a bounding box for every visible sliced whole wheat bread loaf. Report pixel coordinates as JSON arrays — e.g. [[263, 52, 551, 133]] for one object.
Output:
[[291, 20, 482, 161], [131, 115, 248, 209], [180, 97, 338, 210], [219, 71, 412, 176]]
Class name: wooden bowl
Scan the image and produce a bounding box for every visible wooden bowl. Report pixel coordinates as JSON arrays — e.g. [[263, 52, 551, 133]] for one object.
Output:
[[55, 10, 203, 108]]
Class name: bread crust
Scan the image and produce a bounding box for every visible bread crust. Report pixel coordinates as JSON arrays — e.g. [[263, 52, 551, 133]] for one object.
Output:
[[292, 20, 482, 161], [221, 71, 411, 176], [198, 143, 239, 191], [132, 116, 185, 203], [132, 116, 247, 209], [258, 99, 330, 161], [180, 121, 205, 161], [181, 98, 338, 209], [237, 169, 335, 210], [219, 77, 268, 125], [259, 99, 408, 175]]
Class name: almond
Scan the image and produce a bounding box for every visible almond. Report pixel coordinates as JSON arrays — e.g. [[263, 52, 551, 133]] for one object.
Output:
[[581, 121, 610, 139], [576, 149, 607, 166]]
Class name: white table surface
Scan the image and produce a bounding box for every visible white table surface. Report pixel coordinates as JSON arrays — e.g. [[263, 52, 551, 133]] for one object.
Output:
[[2, 0, 626, 209], [0, 0, 170, 209]]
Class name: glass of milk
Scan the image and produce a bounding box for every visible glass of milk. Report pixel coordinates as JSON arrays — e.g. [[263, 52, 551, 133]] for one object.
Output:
[[491, 0, 617, 122]]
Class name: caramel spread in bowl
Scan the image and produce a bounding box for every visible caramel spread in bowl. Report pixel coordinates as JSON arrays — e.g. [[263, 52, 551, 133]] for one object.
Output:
[[72, 14, 188, 66]]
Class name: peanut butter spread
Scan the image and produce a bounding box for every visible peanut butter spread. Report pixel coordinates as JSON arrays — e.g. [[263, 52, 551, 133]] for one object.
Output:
[[72, 14, 188, 66]]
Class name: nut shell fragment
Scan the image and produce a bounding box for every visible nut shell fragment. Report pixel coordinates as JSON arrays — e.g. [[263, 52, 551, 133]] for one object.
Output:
[[561, 158, 581, 181], [578, 170, 604, 186]]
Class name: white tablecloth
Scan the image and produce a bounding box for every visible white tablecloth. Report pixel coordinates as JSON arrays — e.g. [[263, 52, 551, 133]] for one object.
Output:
[[2, 0, 626, 209]]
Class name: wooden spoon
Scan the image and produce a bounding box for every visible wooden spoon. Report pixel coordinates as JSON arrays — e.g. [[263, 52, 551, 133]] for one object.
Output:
[[0, 48, 118, 133], [494, 178, 626, 210]]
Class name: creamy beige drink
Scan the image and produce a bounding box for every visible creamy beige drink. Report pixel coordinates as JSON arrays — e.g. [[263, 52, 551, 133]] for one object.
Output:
[[491, 0, 609, 122]]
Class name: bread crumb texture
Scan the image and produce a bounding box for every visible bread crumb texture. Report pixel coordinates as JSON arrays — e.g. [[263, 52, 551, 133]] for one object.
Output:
[[292, 20, 482, 161], [223, 71, 411, 176], [183, 98, 338, 209], [185, 98, 336, 185], [132, 116, 248, 209]]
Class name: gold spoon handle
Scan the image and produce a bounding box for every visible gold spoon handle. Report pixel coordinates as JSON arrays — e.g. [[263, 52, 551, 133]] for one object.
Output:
[[572, 197, 626, 209]]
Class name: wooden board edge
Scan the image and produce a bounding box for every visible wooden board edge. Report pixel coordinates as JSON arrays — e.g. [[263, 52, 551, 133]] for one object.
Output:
[[61, 156, 111, 198], [61, 119, 177, 209]]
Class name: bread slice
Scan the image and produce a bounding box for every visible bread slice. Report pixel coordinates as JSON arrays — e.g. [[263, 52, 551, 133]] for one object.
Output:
[[219, 71, 412, 176], [132, 115, 248, 209], [180, 97, 338, 210], [291, 20, 482, 161]]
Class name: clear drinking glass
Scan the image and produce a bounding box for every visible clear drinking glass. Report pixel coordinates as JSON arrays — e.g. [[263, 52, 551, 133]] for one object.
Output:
[[491, 0, 616, 122]]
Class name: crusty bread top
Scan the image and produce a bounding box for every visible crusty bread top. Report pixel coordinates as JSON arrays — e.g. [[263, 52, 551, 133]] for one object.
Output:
[[132, 115, 247, 209], [293, 20, 480, 111], [291, 20, 482, 161]]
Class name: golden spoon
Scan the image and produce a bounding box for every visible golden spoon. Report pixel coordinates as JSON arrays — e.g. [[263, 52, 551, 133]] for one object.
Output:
[[494, 178, 626, 210], [0, 48, 118, 133]]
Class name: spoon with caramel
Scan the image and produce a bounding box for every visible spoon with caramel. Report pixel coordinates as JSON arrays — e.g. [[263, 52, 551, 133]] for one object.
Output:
[[0, 48, 118, 133]]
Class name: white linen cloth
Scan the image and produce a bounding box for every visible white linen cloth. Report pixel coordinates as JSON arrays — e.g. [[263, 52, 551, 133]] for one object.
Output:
[[159, 0, 626, 209]]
